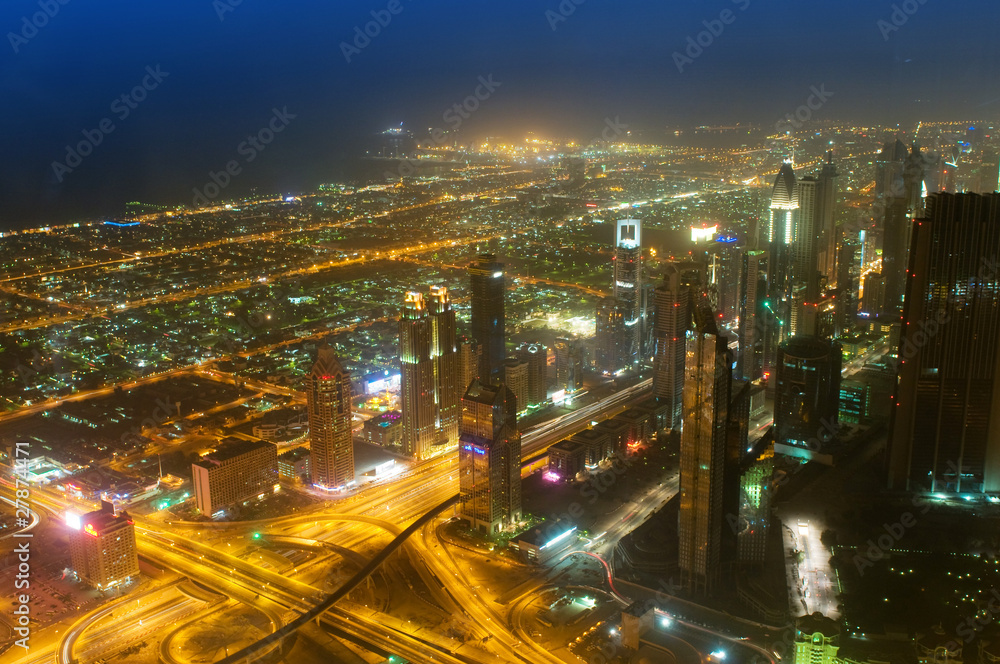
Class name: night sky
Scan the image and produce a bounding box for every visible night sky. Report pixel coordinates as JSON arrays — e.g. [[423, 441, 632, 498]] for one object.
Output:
[[2, 0, 998, 228]]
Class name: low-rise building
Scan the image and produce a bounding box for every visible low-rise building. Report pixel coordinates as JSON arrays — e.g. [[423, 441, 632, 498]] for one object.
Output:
[[509, 519, 577, 563], [362, 410, 403, 450], [547, 439, 586, 480], [278, 447, 311, 481]]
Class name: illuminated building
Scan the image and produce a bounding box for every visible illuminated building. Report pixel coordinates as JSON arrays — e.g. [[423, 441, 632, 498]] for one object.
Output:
[[794, 613, 840, 664], [737, 442, 773, 565], [509, 519, 577, 564], [547, 439, 586, 480], [399, 287, 460, 460], [69, 501, 139, 590], [737, 249, 772, 380], [503, 358, 529, 414], [457, 336, 481, 395], [678, 298, 732, 593], [839, 380, 871, 425], [469, 254, 506, 381], [652, 262, 700, 429], [458, 380, 522, 534], [306, 344, 355, 490], [571, 428, 612, 468], [888, 193, 1000, 494], [515, 342, 548, 407], [595, 297, 628, 374], [816, 151, 840, 288], [277, 447, 311, 481], [794, 176, 819, 293], [760, 162, 798, 338], [362, 410, 403, 450], [554, 337, 571, 391], [612, 218, 643, 367], [773, 336, 841, 461], [192, 437, 278, 515]]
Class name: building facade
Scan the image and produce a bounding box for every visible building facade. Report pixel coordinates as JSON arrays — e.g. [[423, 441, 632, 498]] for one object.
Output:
[[306, 344, 355, 490], [888, 193, 1000, 494], [192, 437, 278, 514], [70, 502, 139, 590], [469, 254, 506, 381], [458, 380, 522, 534]]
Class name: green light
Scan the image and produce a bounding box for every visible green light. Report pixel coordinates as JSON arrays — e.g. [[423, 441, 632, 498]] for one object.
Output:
[[252, 532, 261, 540]]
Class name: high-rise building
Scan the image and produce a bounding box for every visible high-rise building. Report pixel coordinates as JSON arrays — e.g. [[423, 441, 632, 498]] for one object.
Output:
[[794, 176, 819, 293], [652, 263, 695, 429], [737, 441, 773, 566], [554, 337, 570, 391], [595, 297, 628, 375], [737, 249, 771, 380], [70, 502, 139, 590], [399, 288, 460, 460], [469, 254, 506, 381], [458, 380, 522, 534], [503, 358, 529, 414], [613, 218, 643, 367], [888, 193, 1000, 494], [457, 336, 481, 395], [773, 336, 842, 460], [192, 437, 279, 514], [516, 342, 548, 407], [306, 344, 355, 489], [876, 141, 928, 318], [760, 163, 798, 336], [816, 152, 840, 288], [678, 298, 732, 593]]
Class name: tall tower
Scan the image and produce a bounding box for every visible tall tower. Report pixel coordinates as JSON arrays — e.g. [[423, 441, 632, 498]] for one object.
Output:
[[888, 193, 1000, 494], [307, 344, 355, 489], [816, 151, 840, 287], [595, 297, 627, 375], [613, 218, 643, 367], [458, 380, 522, 534], [773, 336, 842, 459], [737, 249, 770, 381], [429, 286, 460, 449], [652, 263, 697, 430], [399, 288, 459, 460], [762, 163, 798, 327], [515, 342, 548, 407], [469, 254, 506, 381], [678, 298, 731, 593], [794, 176, 819, 295]]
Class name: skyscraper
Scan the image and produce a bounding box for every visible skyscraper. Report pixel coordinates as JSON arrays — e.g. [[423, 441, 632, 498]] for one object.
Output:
[[307, 344, 355, 489], [399, 287, 460, 460], [772, 336, 842, 460], [794, 176, 819, 294], [457, 336, 481, 394], [737, 249, 770, 381], [515, 342, 548, 407], [458, 380, 522, 534], [595, 297, 628, 375], [760, 163, 799, 330], [888, 193, 1000, 494], [678, 298, 732, 593], [652, 263, 695, 430], [816, 151, 840, 288], [469, 254, 506, 381], [503, 358, 529, 414], [613, 218, 643, 367], [876, 140, 927, 318], [70, 502, 139, 590]]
